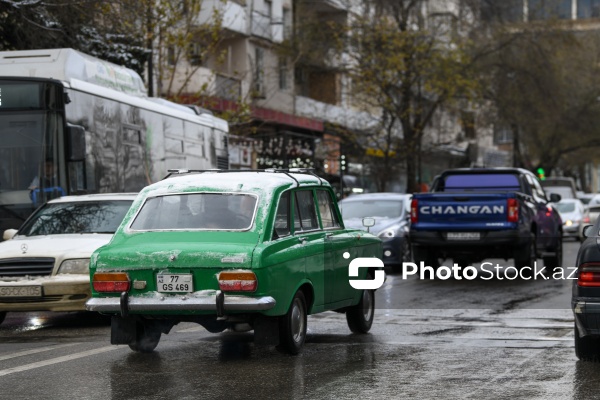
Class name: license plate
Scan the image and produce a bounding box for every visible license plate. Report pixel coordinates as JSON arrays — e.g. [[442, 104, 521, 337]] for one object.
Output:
[[0, 286, 42, 297], [447, 232, 480, 240], [156, 274, 193, 293]]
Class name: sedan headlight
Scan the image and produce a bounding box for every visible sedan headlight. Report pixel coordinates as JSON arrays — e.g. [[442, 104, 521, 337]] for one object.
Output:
[[377, 228, 397, 238], [58, 259, 90, 274]]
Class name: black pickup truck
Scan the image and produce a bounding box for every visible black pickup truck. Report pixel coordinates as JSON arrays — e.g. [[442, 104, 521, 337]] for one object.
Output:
[[410, 168, 563, 272]]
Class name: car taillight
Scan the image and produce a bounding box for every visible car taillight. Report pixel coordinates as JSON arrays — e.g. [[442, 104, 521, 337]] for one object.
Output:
[[218, 270, 257, 292], [578, 263, 600, 287], [507, 198, 519, 222], [411, 199, 418, 224], [92, 272, 131, 292], [546, 205, 553, 217]]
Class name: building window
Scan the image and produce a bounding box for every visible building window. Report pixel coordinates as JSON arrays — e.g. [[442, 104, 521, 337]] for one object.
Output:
[[461, 111, 476, 139], [283, 8, 292, 39], [279, 57, 288, 90], [529, 0, 572, 20], [167, 46, 176, 66], [578, 0, 600, 18], [481, 0, 524, 23], [188, 43, 202, 66], [253, 47, 265, 98], [493, 124, 514, 144]]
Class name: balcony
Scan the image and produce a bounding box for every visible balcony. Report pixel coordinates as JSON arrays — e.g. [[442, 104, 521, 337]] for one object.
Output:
[[295, 96, 378, 132], [251, 10, 271, 40], [197, 0, 248, 36]]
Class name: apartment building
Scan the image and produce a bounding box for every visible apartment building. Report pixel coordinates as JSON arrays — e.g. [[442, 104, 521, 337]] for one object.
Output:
[[157, 0, 510, 192]]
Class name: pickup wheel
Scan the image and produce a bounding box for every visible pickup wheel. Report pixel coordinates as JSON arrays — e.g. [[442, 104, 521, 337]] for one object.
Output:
[[515, 234, 536, 278], [0, 312, 6, 325], [575, 323, 600, 361], [128, 320, 162, 353], [346, 289, 375, 333], [278, 291, 307, 355], [543, 238, 563, 274]]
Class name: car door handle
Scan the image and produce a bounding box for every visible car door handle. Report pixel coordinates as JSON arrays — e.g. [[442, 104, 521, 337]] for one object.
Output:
[[325, 233, 334, 239], [298, 236, 307, 244]]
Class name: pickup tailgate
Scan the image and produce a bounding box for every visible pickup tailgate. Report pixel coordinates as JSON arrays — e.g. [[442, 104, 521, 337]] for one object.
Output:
[[411, 192, 518, 231]]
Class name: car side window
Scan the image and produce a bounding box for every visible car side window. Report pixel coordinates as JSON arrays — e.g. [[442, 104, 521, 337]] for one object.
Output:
[[295, 190, 319, 231], [317, 189, 340, 229], [273, 191, 290, 239], [530, 176, 548, 202]]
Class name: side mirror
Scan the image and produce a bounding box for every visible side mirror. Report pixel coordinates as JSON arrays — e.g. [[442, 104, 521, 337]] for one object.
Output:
[[583, 225, 595, 238], [362, 217, 376, 228], [549, 193, 562, 203], [3, 229, 18, 241]]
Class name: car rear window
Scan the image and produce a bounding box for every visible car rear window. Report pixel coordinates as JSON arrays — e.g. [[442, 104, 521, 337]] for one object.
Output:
[[130, 193, 257, 231], [441, 174, 521, 192]]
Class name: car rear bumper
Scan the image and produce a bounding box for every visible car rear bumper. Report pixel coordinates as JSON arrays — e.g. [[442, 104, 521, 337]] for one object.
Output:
[[573, 300, 600, 336], [86, 291, 276, 314]]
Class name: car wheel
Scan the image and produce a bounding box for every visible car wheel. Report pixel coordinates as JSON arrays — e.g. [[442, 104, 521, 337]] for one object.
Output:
[[128, 320, 162, 353], [543, 237, 563, 274], [279, 291, 307, 355], [0, 312, 6, 325], [346, 289, 375, 334], [515, 233, 536, 273], [575, 323, 600, 361]]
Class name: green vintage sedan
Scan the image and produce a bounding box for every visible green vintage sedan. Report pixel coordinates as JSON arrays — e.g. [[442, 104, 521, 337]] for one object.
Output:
[[86, 169, 383, 354]]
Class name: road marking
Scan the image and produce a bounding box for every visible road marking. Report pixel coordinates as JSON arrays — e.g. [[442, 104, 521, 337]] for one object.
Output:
[[0, 345, 122, 377], [0, 343, 80, 362]]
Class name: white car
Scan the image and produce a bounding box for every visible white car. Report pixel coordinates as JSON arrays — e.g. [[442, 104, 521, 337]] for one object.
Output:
[[0, 193, 136, 324], [553, 198, 587, 241]]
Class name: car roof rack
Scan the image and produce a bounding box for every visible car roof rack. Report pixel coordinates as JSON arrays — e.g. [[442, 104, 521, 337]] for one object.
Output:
[[163, 168, 326, 186]]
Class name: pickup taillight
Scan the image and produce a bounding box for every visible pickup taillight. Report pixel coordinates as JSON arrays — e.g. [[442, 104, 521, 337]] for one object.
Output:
[[507, 198, 518, 222], [411, 199, 418, 223], [578, 263, 600, 287]]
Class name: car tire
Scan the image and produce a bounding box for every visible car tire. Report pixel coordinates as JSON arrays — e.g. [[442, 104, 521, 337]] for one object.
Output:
[[0, 312, 6, 325], [515, 233, 536, 274], [278, 291, 307, 355], [543, 236, 563, 275], [128, 320, 162, 353], [346, 289, 375, 334], [575, 323, 600, 361]]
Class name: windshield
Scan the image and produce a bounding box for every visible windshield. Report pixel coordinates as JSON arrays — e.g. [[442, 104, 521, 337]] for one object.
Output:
[[130, 193, 257, 231], [18, 200, 133, 236], [554, 202, 576, 213], [439, 174, 521, 192], [340, 199, 404, 219]]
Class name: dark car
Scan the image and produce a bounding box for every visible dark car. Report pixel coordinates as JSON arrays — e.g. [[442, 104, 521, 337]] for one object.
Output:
[[572, 220, 600, 361], [339, 193, 412, 267]]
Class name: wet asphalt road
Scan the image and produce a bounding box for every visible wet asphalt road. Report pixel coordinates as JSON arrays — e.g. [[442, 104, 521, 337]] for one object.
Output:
[[0, 240, 595, 400]]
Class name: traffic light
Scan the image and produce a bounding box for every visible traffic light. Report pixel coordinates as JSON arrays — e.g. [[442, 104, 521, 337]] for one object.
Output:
[[537, 167, 545, 180]]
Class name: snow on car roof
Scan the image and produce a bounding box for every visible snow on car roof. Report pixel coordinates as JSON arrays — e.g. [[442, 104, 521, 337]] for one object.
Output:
[[48, 193, 139, 203], [143, 171, 329, 196]]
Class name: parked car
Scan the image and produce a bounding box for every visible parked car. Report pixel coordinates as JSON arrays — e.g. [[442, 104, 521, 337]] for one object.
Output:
[[339, 192, 412, 267], [86, 170, 383, 354], [552, 198, 587, 241], [572, 220, 600, 361], [0, 193, 136, 325]]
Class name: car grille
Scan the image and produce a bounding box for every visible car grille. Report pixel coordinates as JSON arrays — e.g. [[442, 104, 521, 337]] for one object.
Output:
[[0, 258, 55, 277]]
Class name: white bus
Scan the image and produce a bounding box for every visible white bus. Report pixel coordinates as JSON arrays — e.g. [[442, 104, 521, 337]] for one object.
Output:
[[0, 48, 229, 235]]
